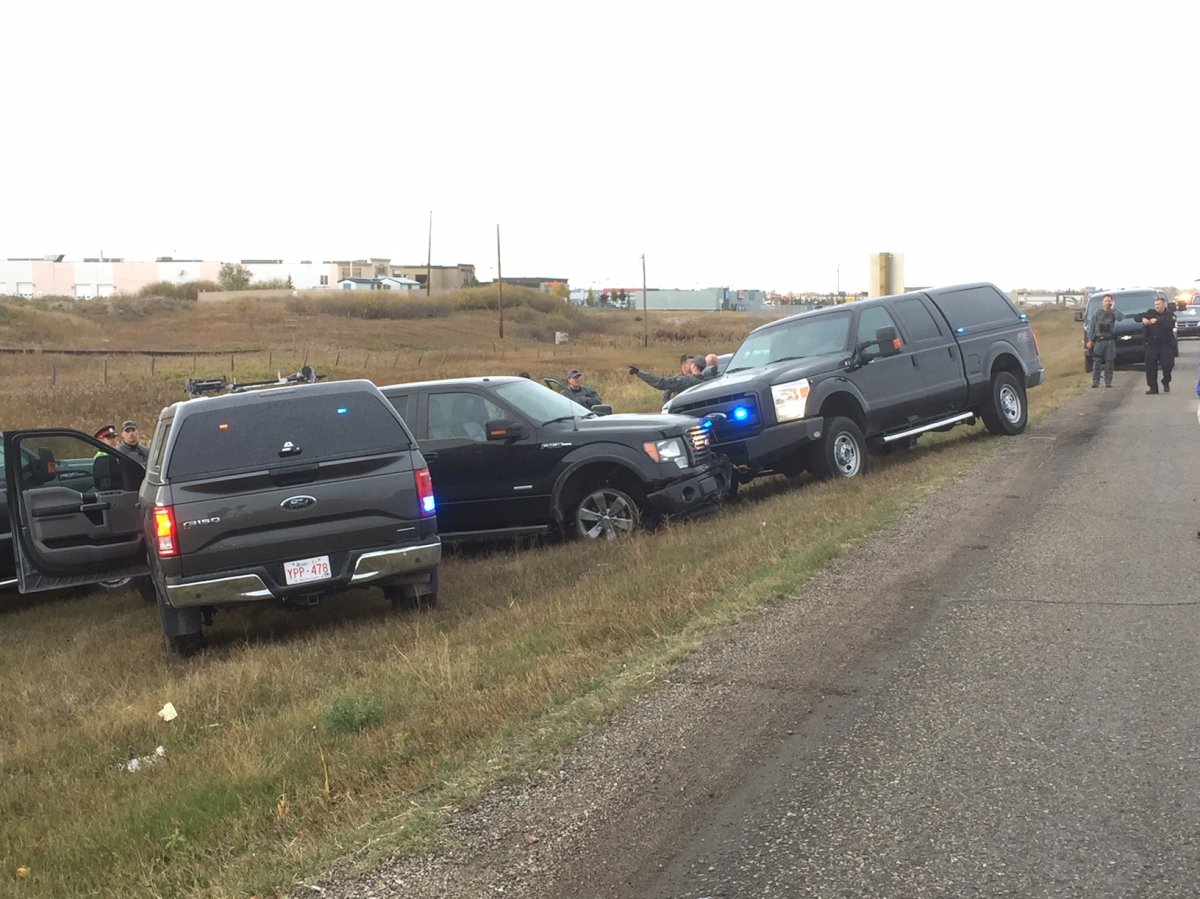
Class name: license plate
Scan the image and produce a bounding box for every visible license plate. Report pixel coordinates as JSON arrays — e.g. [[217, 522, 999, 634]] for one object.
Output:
[[284, 555, 332, 585]]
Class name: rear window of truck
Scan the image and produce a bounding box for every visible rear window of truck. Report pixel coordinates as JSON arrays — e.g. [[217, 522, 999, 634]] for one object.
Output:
[[930, 285, 1020, 330], [165, 393, 412, 480]]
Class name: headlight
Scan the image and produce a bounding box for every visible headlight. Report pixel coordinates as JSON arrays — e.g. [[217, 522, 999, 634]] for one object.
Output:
[[771, 378, 811, 423], [643, 437, 689, 469]]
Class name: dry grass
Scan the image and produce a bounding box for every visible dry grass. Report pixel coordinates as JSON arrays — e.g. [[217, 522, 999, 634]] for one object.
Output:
[[0, 299, 1082, 898]]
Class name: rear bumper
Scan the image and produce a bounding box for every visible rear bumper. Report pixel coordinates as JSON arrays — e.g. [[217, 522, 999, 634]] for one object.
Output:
[[1026, 366, 1045, 388], [163, 540, 442, 608]]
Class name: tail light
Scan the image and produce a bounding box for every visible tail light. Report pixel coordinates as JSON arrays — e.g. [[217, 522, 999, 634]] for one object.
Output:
[[153, 505, 179, 558], [1032, 328, 1041, 356], [415, 468, 436, 517]]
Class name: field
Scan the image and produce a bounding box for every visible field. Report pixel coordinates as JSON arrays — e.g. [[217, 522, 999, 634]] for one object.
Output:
[[0, 291, 1083, 898]]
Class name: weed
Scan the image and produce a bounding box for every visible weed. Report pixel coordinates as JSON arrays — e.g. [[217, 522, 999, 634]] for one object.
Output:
[[321, 693, 386, 733]]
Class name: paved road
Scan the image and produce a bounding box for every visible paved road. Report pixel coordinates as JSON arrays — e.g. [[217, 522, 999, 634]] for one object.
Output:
[[602, 348, 1200, 898], [311, 345, 1200, 899]]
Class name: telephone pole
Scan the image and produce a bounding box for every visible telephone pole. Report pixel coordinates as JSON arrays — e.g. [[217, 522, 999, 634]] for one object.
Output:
[[641, 254, 648, 348], [425, 210, 433, 297], [496, 224, 504, 339]]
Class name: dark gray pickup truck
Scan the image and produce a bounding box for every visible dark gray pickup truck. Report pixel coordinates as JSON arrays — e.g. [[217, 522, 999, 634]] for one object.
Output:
[[664, 282, 1044, 483]]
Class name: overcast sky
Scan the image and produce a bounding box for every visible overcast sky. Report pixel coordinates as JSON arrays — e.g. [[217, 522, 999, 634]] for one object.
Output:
[[4, 1, 1197, 294]]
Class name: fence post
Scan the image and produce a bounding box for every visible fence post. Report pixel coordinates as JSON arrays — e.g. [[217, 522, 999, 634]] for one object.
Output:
[[230, 353, 235, 372], [51, 364, 56, 386], [268, 350, 273, 369], [150, 356, 155, 375], [364, 352, 370, 368], [335, 352, 341, 366]]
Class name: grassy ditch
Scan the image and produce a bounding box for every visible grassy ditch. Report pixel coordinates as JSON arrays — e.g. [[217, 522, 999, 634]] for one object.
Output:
[[0, 305, 1082, 898]]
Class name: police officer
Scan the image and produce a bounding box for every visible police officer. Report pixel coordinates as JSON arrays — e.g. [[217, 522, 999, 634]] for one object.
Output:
[[1140, 296, 1176, 394], [629, 356, 704, 402], [1086, 294, 1123, 388]]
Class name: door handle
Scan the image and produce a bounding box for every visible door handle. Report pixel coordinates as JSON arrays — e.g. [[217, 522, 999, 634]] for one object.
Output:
[[911, 356, 919, 369], [80, 502, 112, 513]]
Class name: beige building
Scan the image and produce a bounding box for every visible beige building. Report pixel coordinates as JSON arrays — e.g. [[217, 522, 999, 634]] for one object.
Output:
[[331, 260, 477, 291]]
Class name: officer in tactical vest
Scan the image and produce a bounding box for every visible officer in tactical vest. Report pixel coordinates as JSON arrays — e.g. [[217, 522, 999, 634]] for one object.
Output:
[[1086, 294, 1124, 388]]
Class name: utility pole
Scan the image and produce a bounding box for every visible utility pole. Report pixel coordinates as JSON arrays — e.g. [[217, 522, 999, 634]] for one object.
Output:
[[641, 254, 648, 348], [496, 224, 504, 339], [425, 210, 432, 297]]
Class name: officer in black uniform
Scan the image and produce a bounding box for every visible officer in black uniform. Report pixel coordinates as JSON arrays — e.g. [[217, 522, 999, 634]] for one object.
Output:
[[1140, 297, 1176, 394]]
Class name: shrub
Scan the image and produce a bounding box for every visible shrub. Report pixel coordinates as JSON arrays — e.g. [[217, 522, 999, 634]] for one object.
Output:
[[285, 293, 453, 320], [319, 692, 385, 733]]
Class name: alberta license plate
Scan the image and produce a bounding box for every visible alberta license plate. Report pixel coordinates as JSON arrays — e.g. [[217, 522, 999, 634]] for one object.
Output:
[[284, 555, 332, 585]]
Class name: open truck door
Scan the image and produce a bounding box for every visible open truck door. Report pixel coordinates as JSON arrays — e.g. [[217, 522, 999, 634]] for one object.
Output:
[[2, 429, 149, 593]]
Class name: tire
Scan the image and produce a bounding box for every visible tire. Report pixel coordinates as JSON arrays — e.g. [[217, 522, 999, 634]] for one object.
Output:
[[97, 576, 133, 590], [385, 569, 439, 611], [571, 485, 640, 539], [135, 576, 157, 604], [166, 632, 206, 657], [809, 416, 867, 480], [978, 371, 1028, 436]]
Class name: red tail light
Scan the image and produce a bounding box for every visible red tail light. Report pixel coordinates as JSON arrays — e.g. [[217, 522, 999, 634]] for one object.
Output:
[[153, 505, 179, 558], [415, 467, 436, 517], [1032, 328, 1041, 356]]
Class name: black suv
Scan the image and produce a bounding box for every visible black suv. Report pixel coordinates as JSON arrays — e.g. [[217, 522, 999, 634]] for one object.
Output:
[[3, 379, 441, 654], [379, 376, 731, 540], [1076, 288, 1167, 371]]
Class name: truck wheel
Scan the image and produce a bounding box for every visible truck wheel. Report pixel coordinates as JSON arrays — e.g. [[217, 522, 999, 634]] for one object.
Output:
[[154, 577, 205, 656], [810, 417, 866, 480], [166, 632, 206, 657], [572, 485, 640, 539], [384, 569, 439, 611], [979, 371, 1027, 436]]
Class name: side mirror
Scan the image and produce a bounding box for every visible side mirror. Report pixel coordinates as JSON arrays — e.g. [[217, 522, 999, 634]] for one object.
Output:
[[485, 419, 526, 441], [859, 326, 901, 360], [591, 404, 613, 416], [1073, 310, 1084, 322]]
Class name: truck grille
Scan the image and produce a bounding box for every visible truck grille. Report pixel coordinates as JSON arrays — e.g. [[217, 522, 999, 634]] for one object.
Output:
[[686, 425, 711, 466]]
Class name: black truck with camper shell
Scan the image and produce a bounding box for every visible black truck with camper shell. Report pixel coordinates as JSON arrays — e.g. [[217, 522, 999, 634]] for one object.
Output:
[[379, 376, 732, 540], [663, 282, 1044, 484], [2, 378, 441, 654]]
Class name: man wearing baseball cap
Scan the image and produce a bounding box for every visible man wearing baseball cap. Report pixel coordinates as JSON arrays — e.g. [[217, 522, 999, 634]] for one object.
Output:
[[564, 368, 603, 411], [117, 420, 149, 465]]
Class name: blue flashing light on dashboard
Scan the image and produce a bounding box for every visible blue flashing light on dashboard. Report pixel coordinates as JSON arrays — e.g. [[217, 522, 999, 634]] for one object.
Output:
[[731, 405, 750, 422], [336, 407, 349, 415]]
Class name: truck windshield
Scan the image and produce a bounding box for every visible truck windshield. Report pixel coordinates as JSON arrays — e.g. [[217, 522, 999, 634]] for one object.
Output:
[[492, 379, 591, 424], [726, 311, 852, 372], [1085, 291, 1157, 321]]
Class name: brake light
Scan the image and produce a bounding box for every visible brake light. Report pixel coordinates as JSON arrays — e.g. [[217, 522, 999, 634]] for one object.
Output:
[[415, 467, 436, 517], [1031, 328, 1041, 356], [153, 505, 179, 558]]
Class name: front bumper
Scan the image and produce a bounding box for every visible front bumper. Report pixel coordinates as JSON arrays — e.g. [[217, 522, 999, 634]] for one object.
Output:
[[708, 416, 826, 471], [645, 456, 733, 517], [164, 540, 442, 608]]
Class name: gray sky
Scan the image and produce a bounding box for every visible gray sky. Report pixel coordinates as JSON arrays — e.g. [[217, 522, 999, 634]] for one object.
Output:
[[5, 0, 1197, 294]]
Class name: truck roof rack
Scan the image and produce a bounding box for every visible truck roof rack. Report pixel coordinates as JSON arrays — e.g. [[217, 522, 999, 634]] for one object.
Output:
[[184, 366, 323, 398]]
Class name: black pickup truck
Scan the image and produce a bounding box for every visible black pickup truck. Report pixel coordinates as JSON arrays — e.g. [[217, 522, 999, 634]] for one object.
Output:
[[665, 282, 1044, 483], [379, 376, 732, 540]]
